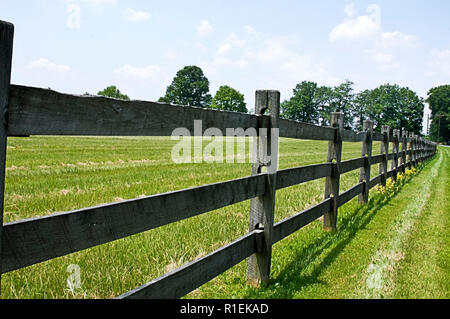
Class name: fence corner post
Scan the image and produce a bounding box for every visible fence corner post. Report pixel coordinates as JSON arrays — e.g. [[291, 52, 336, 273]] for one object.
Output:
[[246, 90, 280, 288], [0, 20, 14, 296], [323, 112, 344, 232], [358, 120, 373, 204], [379, 125, 390, 186]]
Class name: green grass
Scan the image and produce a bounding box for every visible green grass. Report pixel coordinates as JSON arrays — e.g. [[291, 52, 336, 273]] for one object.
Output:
[[1, 136, 447, 299]]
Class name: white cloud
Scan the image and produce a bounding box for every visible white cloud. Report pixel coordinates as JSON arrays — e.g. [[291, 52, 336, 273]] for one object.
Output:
[[330, 4, 382, 42], [330, 15, 381, 43], [381, 31, 418, 48], [255, 37, 339, 86], [114, 64, 167, 81], [344, 3, 357, 17], [66, 4, 81, 29], [163, 49, 178, 61], [216, 34, 246, 55], [26, 58, 71, 73], [243, 25, 258, 36], [330, 4, 419, 73], [124, 8, 150, 22], [211, 56, 248, 69], [65, 0, 117, 7], [372, 52, 399, 72], [427, 48, 450, 77], [217, 43, 231, 55], [197, 20, 214, 37]]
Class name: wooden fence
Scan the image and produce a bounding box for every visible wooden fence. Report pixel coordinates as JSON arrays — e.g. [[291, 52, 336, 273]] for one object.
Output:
[[0, 20, 437, 299]]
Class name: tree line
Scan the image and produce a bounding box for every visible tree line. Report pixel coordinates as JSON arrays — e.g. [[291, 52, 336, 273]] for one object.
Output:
[[92, 65, 449, 141]]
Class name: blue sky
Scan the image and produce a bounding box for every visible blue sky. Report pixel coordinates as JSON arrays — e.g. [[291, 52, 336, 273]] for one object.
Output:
[[1, 0, 450, 132]]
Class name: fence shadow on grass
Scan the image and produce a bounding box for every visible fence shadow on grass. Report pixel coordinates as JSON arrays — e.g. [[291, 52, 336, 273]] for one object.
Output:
[[243, 165, 424, 299]]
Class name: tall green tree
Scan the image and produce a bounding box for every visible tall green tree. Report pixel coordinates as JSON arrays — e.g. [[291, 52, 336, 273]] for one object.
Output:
[[211, 85, 247, 113], [426, 84, 450, 143], [97, 86, 130, 100], [365, 84, 424, 134], [331, 80, 355, 129], [281, 81, 320, 124], [316, 85, 334, 126], [159, 65, 212, 108], [353, 89, 371, 131]]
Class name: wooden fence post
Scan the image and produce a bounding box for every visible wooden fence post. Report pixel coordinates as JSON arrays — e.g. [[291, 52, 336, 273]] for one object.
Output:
[[323, 112, 343, 232], [379, 125, 390, 186], [0, 20, 14, 296], [358, 120, 373, 204], [391, 129, 399, 182], [401, 128, 407, 173], [405, 131, 412, 169], [409, 132, 415, 168], [246, 90, 280, 287]]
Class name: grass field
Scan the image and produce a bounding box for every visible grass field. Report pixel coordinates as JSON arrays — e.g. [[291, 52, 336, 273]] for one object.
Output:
[[1, 136, 448, 299]]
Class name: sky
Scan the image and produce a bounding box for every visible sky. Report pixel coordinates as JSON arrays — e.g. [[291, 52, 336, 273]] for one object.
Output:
[[1, 0, 450, 133]]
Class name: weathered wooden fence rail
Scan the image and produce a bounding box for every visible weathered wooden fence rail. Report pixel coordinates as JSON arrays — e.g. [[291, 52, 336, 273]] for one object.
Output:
[[0, 20, 437, 298]]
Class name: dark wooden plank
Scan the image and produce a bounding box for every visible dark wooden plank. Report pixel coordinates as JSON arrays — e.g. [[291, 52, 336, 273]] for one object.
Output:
[[1, 174, 266, 274], [118, 229, 261, 299], [276, 163, 332, 190], [342, 129, 366, 142], [278, 118, 335, 141], [337, 182, 364, 207], [0, 20, 14, 294], [372, 132, 386, 141], [369, 174, 382, 190], [386, 169, 395, 179], [340, 157, 365, 174], [272, 198, 332, 244], [371, 154, 384, 165], [7, 85, 259, 137]]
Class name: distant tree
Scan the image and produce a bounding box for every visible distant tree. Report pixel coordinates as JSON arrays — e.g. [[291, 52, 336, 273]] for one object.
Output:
[[353, 89, 371, 131], [427, 84, 450, 143], [159, 65, 212, 108], [365, 84, 424, 134], [331, 80, 355, 129], [97, 86, 130, 100], [211, 85, 247, 113], [316, 85, 334, 126], [281, 81, 320, 124]]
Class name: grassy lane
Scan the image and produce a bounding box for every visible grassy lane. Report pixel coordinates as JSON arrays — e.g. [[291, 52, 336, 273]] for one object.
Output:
[[190, 148, 447, 299], [392, 147, 449, 298]]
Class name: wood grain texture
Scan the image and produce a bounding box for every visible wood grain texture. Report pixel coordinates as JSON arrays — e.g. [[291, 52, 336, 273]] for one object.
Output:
[[272, 199, 332, 244], [342, 129, 367, 142], [247, 90, 279, 287], [340, 157, 365, 174], [359, 120, 373, 204], [276, 163, 332, 190], [279, 118, 335, 141], [1, 174, 266, 274], [118, 230, 262, 299], [379, 125, 390, 187], [337, 182, 364, 207], [0, 20, 14, 295], [323, 112, 344, 231], [7, 85, 259, 137]]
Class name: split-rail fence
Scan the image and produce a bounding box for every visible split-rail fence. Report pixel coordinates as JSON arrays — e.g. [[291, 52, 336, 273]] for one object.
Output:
[[0, 20, 437, 299]]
